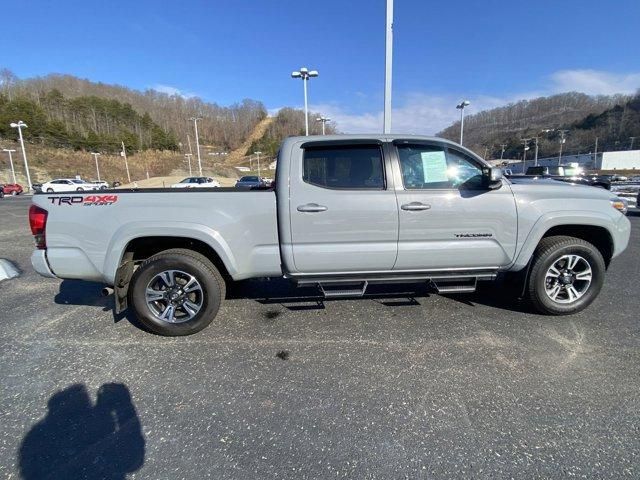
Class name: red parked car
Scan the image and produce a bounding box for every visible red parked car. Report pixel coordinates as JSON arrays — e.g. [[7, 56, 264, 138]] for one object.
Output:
[[1, 183, 24, 196]]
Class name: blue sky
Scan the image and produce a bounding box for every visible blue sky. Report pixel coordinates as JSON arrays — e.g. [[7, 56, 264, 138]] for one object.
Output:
[[2, 0, 639, 133]]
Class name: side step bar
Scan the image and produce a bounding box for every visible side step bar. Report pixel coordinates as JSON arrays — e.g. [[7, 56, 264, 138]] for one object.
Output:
[[431, 278, 477, 294], [318, 281, 368, 298], [307, 277, 481, 299]]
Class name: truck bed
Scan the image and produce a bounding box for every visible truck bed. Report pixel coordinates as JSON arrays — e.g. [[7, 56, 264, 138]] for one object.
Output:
[[32, 188, 281, 284]]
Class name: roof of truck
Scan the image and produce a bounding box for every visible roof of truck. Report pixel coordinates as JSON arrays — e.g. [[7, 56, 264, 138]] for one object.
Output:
[[281, 134, 485, 162]]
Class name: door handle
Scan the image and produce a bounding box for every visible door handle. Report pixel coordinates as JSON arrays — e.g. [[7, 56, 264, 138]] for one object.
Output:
[[401, 202, 431, 211], [297, 203, 328, 213]]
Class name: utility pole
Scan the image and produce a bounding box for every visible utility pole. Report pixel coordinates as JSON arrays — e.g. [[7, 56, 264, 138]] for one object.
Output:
[[184, 154, 193, 176], [254, 151, 262, 178], [593, 137, 598, 168], [383, 0, 394, 134], [91, 152, 101, 182], [10, 121, 32, 191], [521, 138, 532, 173], [186, 133, 193, 157], [2, 149, 17, 184], [499, 143, 507, 161], [190, 117, 203, 176], [557, 130, 568, 165], [630, 136, 637, 150], [121, 141, 131, 183]]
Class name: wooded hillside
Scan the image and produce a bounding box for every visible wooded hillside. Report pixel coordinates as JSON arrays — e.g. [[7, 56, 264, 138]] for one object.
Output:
[[437, 92, 639, 159], [0, 69, 266, 153]]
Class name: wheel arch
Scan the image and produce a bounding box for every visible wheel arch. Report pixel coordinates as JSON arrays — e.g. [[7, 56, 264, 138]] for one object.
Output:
[[512, 212, 617, 271]]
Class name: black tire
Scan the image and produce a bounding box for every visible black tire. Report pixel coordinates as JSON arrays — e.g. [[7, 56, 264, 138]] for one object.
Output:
[[129, 248, 226, 336], [11, 190, 18, 196], [0, 191, 4, 199], [527, 235, 605, 315], [46, 188, 54, 193], [76, 187, 84, 191]]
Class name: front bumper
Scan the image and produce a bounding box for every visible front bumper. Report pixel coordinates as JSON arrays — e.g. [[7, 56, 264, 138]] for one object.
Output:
[[30, 250, 57, 278]]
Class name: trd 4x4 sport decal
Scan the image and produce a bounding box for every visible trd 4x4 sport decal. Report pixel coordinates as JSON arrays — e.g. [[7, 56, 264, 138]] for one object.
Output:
[[47, 195, 119, 206]]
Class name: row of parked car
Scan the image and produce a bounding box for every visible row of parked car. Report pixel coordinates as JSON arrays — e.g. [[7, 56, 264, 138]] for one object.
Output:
[[170, 176, 274, 189]]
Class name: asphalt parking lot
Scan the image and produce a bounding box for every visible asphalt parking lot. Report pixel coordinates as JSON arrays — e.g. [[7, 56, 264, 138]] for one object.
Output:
[[1, 195, 639, 479]]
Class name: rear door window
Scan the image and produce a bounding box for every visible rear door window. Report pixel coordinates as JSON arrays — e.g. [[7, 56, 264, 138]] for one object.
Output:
[[303, 145, 384, 189]]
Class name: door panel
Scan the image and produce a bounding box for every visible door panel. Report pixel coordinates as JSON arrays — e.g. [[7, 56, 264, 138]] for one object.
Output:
[[288, 143, 398, 273], [392, 142, 518, 270]]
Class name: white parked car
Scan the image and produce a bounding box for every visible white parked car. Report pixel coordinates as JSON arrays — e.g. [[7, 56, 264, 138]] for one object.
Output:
[[170, 177, 220, 188], [90, 180, 109, 189], [41, 179, 101, 193]]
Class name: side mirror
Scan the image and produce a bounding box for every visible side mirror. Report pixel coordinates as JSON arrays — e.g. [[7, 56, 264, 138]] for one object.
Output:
[[482, 167, 503, 190]]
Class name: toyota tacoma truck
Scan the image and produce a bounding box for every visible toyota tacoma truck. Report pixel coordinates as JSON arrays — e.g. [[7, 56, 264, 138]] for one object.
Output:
[[30, 135, 631, 336]]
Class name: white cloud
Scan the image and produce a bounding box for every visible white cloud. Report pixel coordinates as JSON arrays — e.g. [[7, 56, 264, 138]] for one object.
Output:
[[151, 84, 197, 99], [549, 69, 640, 96], [302, 69, 640, 135]]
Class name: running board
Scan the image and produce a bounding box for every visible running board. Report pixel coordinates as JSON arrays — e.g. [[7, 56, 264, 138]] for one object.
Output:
[[317, 281, 368, 298], [432, 278, 477, 294]]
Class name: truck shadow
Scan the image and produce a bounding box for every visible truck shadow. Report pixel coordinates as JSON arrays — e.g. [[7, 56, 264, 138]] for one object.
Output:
[[54, 277, 534, 330], [227, 278, 432, 311]]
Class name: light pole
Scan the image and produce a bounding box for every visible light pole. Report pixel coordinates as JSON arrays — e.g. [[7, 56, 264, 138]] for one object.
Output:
[[254, 151, 262, 178], [291, 67, 319, 136], [190, 117, 203, 175], [91, 152, 101, 181], [456, 100, 470, 145], [383, 0, 394, 134], [521, 138, 532, 173], [10, 121, 32, 191], [316, 117, 331, 135], [557, 130, 568, 165], [499, 143, 507, 161], [2, 149, 17, 184], [184, 154, 193, 176], [534, 129, 553, 166], [630, 136, 637, 150], [121, 141, 131, 183]]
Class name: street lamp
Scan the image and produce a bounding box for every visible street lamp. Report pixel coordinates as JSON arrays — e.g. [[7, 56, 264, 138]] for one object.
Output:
[[291, 67, 319, 136], [455, 100, 470, 145], [184, 153, 193, 176], [90, 152, 101, 181], [2, 149, 17, 184], [254, 151, 262, 177], [189, 117, 203, 176], [316, 117, 331, 135], [10, 121, 32, 191]]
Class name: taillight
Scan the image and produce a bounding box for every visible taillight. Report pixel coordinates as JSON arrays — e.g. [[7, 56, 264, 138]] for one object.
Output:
[[29, 205, 48, 249]]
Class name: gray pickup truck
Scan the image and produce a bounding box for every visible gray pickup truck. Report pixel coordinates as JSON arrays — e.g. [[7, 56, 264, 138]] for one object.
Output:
[[30, 135, 631, 336]]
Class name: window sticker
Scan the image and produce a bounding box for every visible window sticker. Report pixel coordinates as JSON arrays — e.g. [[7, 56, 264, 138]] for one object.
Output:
[[420, 150, 448, 183]]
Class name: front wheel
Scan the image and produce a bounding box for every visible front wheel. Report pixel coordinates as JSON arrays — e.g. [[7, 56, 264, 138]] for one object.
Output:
[[527, 236, 605, 315], [129, 249, 226, 336], [11, 190, 18, 196]]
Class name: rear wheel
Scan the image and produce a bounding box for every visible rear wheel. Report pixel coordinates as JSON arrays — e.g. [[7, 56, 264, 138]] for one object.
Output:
[[46, 188, 54, 193], [11, 190, 17, 196], [527, 236, 605, 315], [129, 248, 225, 336]]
